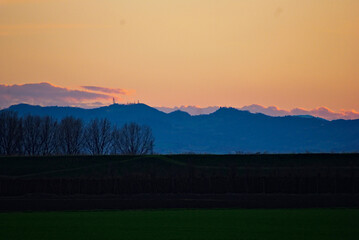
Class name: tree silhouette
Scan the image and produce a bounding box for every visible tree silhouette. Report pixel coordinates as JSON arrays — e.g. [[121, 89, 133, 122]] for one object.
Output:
[[84, 118, 112, 155], [0, 111, 23, 155], [113, 122, 154, 155], [0, 112, 156, 156], [23, 115, 42, 156], [39, 116, 58, 155], [57, 117, 84, 155]]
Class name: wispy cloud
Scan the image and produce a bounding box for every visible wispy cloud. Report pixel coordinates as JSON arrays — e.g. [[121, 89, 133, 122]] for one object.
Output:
[[0, 82, 131, 109], [81, 86, 134, 95]]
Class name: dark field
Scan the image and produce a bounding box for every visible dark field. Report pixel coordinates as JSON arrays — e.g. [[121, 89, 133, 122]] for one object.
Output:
[[1, 154, 358, 210], [1, 153, 359, 178], [1, 209, 358, 240]]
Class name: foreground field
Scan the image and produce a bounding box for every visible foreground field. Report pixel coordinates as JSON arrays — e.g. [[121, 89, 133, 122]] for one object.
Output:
[[1, 154, 358, 210], [1, 154, 359, 178], [0, 209, 358, 240]]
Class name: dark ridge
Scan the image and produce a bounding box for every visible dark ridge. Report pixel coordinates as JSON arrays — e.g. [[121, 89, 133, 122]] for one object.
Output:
[[2, 103, 359, 153]]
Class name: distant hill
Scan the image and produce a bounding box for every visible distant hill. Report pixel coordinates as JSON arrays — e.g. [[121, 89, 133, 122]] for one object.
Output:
[[156, 104, 359, 120], [2, 103, 359, 153]]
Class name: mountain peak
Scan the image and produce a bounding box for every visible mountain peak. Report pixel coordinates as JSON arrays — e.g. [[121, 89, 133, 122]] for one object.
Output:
[[213, 107, 250, 116], [168, 110, 191, 118]]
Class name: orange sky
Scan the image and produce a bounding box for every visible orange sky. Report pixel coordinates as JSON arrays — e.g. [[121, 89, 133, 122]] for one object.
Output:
[[1, 0, 359, 111]]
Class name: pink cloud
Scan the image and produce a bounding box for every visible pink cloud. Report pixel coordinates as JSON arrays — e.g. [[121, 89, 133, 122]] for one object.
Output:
[[291, 107, 359, 120], [0, 82, 129, 109], [240, 104, 289, 117], [340, 110, 359, 120], [81, 86, 133, 95], [241, 105, 359, 120]]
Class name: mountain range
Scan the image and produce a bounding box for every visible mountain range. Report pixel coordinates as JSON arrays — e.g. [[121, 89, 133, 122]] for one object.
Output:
[[156, 104, 359, 120], [3, 103, 359, 153]]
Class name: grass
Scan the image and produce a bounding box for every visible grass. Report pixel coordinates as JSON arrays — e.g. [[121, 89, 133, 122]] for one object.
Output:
[[0, 209, 358, 240]]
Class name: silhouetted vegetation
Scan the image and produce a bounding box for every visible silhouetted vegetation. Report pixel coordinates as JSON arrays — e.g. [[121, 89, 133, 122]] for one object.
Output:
[[112, 122, 154, 155], [0, 111, 154, 156], [84, 118, 112, 155], [0, 111, 22, 155]]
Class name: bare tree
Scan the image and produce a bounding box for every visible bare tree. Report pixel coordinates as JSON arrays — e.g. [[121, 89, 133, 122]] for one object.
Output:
[[0, 111, 23, 155], [111, 126, 121, 154], [84, 118, 112, 155], [113, 122, 154, 155], [57, 117, 84, 155], [39, 116, 58, 155], [23, 115, 42, 156], [0, 113, 154, 156]]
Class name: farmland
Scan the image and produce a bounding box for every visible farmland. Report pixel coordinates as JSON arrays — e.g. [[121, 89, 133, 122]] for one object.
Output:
[[1, 153, 359, 178], [1, 209, 359, 240], [0, 154, 358, 210], [1, 154, 358, 239]]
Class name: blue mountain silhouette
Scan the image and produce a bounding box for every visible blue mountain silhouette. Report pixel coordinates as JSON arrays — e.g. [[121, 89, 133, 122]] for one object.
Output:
[[3, 103, 359, 153]]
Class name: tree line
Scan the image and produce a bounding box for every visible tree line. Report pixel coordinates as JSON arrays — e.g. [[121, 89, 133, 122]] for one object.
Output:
[[0, 111, 154, 156]]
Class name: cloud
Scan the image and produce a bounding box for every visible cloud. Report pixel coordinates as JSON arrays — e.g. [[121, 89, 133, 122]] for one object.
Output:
[[0, 82, 130, 109], [290, 107, 359, 121], [240, 104, 289, 117], [239, 104, 359, 120], [81, 86, 133, 95]]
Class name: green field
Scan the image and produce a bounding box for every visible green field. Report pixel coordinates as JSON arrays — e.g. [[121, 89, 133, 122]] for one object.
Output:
[[0, 209, 358, 240]]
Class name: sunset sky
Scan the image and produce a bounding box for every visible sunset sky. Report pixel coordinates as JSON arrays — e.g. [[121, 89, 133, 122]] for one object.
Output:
[[1, 0, 359, 116]]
